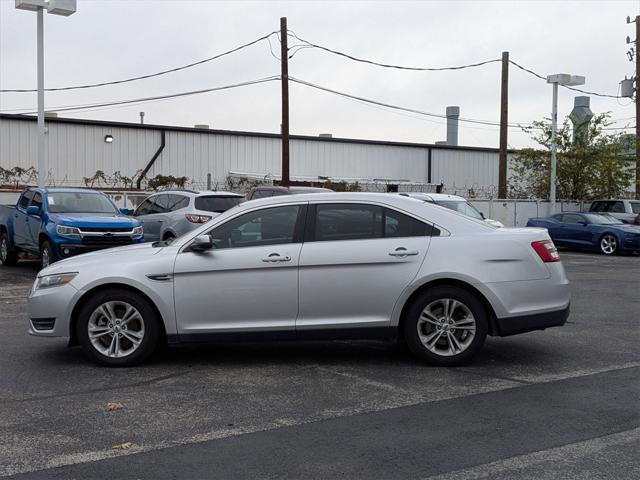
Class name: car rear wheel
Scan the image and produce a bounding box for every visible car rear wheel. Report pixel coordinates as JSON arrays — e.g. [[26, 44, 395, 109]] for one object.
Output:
[[76, 289, 160, 367], [0, 232, 18, 266], [599, 234, 618, 255], [163, 233, 176, 243], [40, 240, 53, 269], [403, 286, 488, 366]]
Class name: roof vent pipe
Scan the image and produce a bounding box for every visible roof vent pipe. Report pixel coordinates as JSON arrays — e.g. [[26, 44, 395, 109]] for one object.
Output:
[[446, 106, 460, 146], [569, 96, 593, 144]]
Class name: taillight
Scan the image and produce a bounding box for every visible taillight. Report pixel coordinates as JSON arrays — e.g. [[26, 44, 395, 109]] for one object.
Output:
[[185, 214, 212, 224], [531, 240, 560, 263]]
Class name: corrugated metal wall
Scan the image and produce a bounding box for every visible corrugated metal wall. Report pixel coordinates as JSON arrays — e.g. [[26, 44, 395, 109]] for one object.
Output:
[[1, 117, 504, 194]]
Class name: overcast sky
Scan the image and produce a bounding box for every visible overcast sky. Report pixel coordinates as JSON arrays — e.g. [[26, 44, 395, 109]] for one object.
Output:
[[0, 0, 638, 148]]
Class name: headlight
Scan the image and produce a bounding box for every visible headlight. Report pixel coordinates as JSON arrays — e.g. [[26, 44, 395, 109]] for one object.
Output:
[[56, 225, 81, 238], [132, 226, 144, 237], [34, 272, 78, 290]]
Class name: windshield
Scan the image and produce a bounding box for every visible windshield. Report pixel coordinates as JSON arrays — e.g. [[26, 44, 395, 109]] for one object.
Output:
[[194, 196, 243, 213], [46, 192, 118, 214], [435, 200, 484, 220], [584, 213, 624, 225]]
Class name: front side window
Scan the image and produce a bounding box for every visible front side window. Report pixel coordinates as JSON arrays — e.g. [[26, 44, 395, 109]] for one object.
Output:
[[612, 201, 625, 213], [562, 214, 584, 224], [207, 205, 301, 249], [46, 192, 118, 214], [31, 192, 43, 212], [19, 191, 34, 209]]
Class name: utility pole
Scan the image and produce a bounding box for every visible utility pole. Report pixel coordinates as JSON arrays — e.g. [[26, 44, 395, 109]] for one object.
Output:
[[636, 15, 640, 200], [280, 17, 290, 187], [498, 51, 509, 199], [36, 7, 45, 187]]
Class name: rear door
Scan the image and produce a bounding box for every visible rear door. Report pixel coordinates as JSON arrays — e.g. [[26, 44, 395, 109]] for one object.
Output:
[[297, 202, 432, 332]]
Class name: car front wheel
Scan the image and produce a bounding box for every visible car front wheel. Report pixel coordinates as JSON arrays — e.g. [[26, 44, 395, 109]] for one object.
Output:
[[599, 234, 618, 255], [76, 289, 160, 366], [403, 286, 488, 366]]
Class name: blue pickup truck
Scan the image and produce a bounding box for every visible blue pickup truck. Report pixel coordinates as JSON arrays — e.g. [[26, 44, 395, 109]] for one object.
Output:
[[0, 187, 144, 268]]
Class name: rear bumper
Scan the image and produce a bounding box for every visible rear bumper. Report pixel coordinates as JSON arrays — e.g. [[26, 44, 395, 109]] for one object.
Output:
[[494, 305, 570, 337]]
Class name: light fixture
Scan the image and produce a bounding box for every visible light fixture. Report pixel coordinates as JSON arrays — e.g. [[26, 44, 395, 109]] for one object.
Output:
[[104, 135, 114, 143]]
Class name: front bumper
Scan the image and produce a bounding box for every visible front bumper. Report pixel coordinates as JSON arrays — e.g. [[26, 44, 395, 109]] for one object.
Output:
[[55, 238, 143, 259], [28, 282, 78, 337], [495, 305, 570, 337]]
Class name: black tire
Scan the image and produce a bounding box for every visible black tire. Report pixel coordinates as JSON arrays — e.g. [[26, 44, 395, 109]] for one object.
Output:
[[0, 232, 19, 266], [39, 240, 54, 269], [403, 286, 488, 366], [163, 233, 176, 243], [76, 288, 161, 367], [598, 233, 618, 255]]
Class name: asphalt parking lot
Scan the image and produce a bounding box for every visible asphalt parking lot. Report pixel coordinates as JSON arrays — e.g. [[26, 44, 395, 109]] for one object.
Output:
[[0, 252, 638, 479]]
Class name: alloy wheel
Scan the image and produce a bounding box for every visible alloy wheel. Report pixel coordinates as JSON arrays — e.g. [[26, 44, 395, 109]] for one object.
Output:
[[417, 298, 476, 357], [88, 301, 146, 358], [600, 235, 617, 255]]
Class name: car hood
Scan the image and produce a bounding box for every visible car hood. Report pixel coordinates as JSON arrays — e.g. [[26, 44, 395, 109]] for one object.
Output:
[[39, 242, 163, 276], [49, 212, 139, 228]]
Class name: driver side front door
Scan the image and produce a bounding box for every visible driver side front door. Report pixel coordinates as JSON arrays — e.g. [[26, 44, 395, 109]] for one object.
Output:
[[173, 204, 306, 336]]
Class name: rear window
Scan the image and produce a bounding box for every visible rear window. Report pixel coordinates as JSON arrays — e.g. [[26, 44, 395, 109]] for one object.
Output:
[[195, 196, 242, 213]]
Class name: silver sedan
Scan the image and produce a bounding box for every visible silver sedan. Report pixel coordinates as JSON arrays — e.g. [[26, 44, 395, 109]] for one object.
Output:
[[28, 193, 570, 367]]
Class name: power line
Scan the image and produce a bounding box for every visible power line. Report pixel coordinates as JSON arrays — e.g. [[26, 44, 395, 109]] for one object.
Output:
[[289, 76, 538, 129], [0, 32, 278, 93], [0, 76, 280, 115], [287, 31, 502, 71], [508, 60, 622, 99]]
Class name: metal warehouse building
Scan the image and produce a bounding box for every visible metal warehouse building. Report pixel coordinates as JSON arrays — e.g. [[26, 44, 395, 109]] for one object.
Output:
[[0, 114, 510, 195]]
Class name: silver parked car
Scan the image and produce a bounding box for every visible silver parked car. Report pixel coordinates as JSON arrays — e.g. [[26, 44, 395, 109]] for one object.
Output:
[[400, 192, 504, 227], [28, 193, 570, 367], [589, 199, 640, 224], [133, 190, 243, 242]]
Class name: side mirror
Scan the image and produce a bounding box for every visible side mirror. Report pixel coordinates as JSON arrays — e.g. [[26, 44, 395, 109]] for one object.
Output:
[[26, 205, 40, 216], [120, 208, 132, 216], [188, 234, 213, 252]]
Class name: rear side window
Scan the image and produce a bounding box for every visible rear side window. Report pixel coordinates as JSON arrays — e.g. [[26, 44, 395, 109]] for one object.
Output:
[[167, 195, 189, 211], [631, 202, 640, 214], [314, 204, 384, 241], [590, 201, 606, 212], [195, 196, 242, 213], [19, 191, 34, 209], [312, 204, 435, 242], [250, 190, 270, 199]]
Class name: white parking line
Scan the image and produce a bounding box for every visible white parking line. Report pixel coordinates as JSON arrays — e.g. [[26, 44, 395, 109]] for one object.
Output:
[[423, 427, 640, 480]]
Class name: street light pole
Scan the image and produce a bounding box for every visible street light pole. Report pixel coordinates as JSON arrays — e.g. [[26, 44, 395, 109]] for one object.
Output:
[[546, 73, 585, 214], [15, 0, 77, 187], [36, 6, 45, 187], [549, 82, 559, 214]]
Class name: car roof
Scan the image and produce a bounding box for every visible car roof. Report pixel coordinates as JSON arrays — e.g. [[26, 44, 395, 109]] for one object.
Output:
[[254, 186, 332, 192], [42, 187, 105, 194], [225, 192, 492, 234], [148, 190, 243, 197], [399, 192, 467, 202]]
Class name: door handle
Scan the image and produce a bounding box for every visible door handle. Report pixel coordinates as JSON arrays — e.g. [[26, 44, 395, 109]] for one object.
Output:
[[262, 254, 291, 263], [389, 248, 419, 257]]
